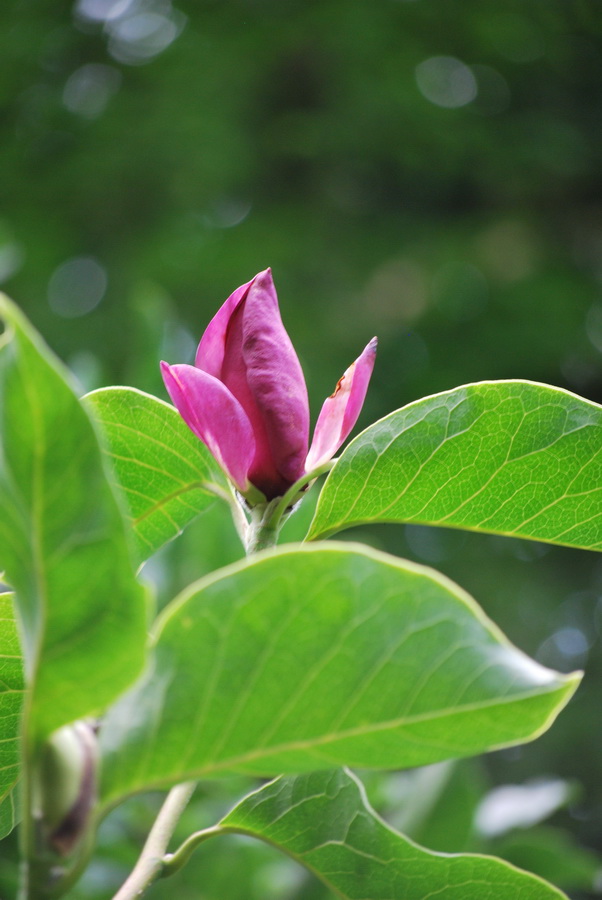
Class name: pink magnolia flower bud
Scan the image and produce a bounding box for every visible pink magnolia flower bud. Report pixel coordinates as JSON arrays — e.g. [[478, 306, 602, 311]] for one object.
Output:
[[161, 269, 376, 501]]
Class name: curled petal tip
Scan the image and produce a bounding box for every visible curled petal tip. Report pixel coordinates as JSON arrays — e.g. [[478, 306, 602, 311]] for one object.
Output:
[[305, 336, 377, 472], [195, 277, 253, 374], [250, 267, 276, 295]]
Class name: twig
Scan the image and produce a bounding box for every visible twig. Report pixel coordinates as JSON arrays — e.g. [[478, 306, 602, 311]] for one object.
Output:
[[111, 782, 197, 900]]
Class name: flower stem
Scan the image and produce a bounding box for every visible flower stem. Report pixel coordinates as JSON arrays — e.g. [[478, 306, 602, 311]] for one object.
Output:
[[110, 782, 197, 900], [267, 459, 336, 533], [244, 460, 336, 554], [245, 499, 281, 555]]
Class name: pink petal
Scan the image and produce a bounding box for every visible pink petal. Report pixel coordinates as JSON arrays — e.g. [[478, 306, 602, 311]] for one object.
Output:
[[160, 362, 255, 493], [305, 337, 377, 472], [195, 277, 254, 377], [241, 268, 310, 484], [217, 282, 288, 497]]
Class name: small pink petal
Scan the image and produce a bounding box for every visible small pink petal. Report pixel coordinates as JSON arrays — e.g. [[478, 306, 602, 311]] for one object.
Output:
[[161, 361, 255, 493], [305, 337, 377, 472], [195, 277, 254, 377]]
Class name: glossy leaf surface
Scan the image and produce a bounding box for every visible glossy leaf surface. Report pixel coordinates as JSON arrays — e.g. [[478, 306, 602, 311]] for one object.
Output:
[[0, 788, 19, 841], [86, 387, 228, 563], [100, 544, 578, 805], [220, 769, 567, 899], [0, 593, 23, 815], [309, 381, 602, 550], [0, 297, 146, 740]]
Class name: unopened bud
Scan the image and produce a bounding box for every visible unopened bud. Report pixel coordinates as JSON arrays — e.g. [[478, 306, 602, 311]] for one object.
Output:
[[34, 720, 98, 857]]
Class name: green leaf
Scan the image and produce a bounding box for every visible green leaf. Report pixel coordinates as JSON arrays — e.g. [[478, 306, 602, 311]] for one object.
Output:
[[308, 381, 602, 550], [219, 768, 568, 899], [100, 543, 578, 806], [0, 593, 23, 813], [85, 387, 229, 563], [0, 296, 147, 741], [0, 787, 19, 841]]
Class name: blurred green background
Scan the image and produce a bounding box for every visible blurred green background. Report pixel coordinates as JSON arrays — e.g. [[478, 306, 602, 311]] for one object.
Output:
[[1, 0, 602, 897]]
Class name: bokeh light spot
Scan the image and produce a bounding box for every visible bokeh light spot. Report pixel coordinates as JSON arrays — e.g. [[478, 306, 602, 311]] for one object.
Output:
[[476, 220, 539, 283], [107, 8, 186, 65], [48, 257, 108, 318], [415, 56, 477, 109], [76, 0, 135, 23], [476, 779, 571, 837], [553, 626, 590, 658], [75, 0, 186, 66], [364, 258, 428, 326], [63, 63, 122, 118], [203, 198, 253, 230]]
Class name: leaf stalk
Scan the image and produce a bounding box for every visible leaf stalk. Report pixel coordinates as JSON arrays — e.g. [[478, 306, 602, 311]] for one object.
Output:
[[110, 782, 197, 900]]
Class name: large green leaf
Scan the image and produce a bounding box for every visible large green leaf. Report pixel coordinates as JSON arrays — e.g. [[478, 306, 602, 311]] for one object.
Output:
[[308, 381, 602, 550], [0, 296, 147, 741], [85, 387, 228, 563], [219, 768, 567, 899], [100, 544, 578, 806], [0, 787, 19, 841], [0, 593, 23, 815]]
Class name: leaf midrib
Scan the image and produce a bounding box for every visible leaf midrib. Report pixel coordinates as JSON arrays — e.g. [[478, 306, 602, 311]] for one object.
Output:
[[106, 673, 577, 801]]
